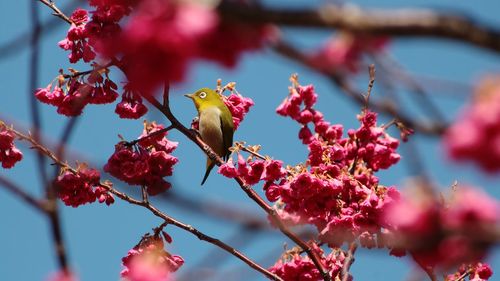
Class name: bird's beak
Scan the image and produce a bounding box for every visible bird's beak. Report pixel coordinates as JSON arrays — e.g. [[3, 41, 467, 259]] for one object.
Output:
[[184, 93, 194, 99]]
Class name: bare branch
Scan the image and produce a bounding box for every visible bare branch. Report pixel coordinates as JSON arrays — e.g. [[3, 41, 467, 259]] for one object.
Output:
[[37, 0, 73, 24]]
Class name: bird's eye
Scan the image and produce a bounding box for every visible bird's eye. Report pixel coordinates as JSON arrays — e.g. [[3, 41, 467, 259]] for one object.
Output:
[[199, 91, 207, 99]]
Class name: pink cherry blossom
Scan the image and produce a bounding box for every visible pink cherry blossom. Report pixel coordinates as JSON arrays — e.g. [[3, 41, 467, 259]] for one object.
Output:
[[0, 126, 23, 169]]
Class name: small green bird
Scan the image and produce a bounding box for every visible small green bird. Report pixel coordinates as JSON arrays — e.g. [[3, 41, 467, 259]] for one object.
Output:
[[185, 88, 234, 185]]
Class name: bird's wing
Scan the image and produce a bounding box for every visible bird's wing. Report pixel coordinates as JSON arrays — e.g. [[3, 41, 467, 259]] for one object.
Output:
[[220, 108, 234, 161]]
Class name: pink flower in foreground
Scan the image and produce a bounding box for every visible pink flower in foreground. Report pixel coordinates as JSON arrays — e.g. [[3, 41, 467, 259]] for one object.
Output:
[[122, 235, 183, 281], [0, 126, 23, 169], [444, 76, 500, 172], [309, 32, 389, 73]]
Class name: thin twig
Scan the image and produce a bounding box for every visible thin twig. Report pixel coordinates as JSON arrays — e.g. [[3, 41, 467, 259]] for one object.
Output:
[[37, 0, 73, 24], [364, 64, 376, 109], [341, 242, 358, 281], [125, 125, 175, 147], [0, 175, 47, 212]]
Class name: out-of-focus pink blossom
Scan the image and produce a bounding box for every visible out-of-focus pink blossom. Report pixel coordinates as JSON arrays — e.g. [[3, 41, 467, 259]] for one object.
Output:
[[444, 76, 500, 172], [122, 235, 183, 281], [382, 185, 499, 268], [46, 270, 78, 281], [309, 32, 389, 73]]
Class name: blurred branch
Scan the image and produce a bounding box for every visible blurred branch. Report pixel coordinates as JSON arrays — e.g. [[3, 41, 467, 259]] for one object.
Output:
[[31, 0, 70, 273], [272, 39, 447, 135], [218, 2, 500, 53], [0, 0, 84, 61], [0, 175, 47, 212], [341, 242, 358, 281]]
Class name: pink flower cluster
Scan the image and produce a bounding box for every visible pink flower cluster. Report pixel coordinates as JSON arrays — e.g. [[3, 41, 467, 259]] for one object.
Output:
[[446, 262, 493, 281], [222, 93, 254, 129], [444, 76, 500, 172], [121, 234, 183, 281], [382, 186, 499, 268], [58, 9, 95, 63], [55, 166, 114, 207], [309, 32, 389, 73], [34, 69, 120, 116], [115, 84, 148, 119], [218, 154, 286, 186], [269, 244, 346, 281], [58, 1, 133, 63], [272, 82, 401, 245], [104, 122, 178, 196], [0, 126, 22, 169]]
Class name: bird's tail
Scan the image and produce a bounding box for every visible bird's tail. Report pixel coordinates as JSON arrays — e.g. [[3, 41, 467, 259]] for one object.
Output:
[[201, 158, 216, 185]]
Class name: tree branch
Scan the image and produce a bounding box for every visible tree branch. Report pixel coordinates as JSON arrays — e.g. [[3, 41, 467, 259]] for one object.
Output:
[[271, 40, 447, 135], [142, 85, 331, 281], [6, 125, 281, 281], [0, 175, 47, 212], [37, 0, 73, 24], [218, 2, 500, 54]]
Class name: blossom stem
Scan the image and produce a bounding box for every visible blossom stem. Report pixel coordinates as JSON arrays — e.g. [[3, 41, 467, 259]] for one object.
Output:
[[61, 62, 115, 79], [37, 0, 73, 24], [125, 125, 175, 147], [341, 242, 358, 281]]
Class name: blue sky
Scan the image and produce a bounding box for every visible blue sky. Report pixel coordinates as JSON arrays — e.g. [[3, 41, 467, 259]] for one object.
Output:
[[1, 0, 499, 280]]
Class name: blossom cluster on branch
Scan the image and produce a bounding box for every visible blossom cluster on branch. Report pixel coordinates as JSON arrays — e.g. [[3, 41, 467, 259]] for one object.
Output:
[[269, 244, 347, 281], [104, 121, 179, 196], [55, 165, 114, 207]]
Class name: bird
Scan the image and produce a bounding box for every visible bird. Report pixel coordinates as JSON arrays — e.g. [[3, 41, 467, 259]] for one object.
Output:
[[185, 88, 234, 185]]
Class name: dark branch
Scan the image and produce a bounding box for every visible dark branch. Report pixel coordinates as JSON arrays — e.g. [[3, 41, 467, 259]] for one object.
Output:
[[218, 3, 500, 53]]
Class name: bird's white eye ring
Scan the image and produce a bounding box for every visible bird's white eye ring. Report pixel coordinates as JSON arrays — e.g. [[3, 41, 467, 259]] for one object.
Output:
[[199, 91, 207, 99]]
